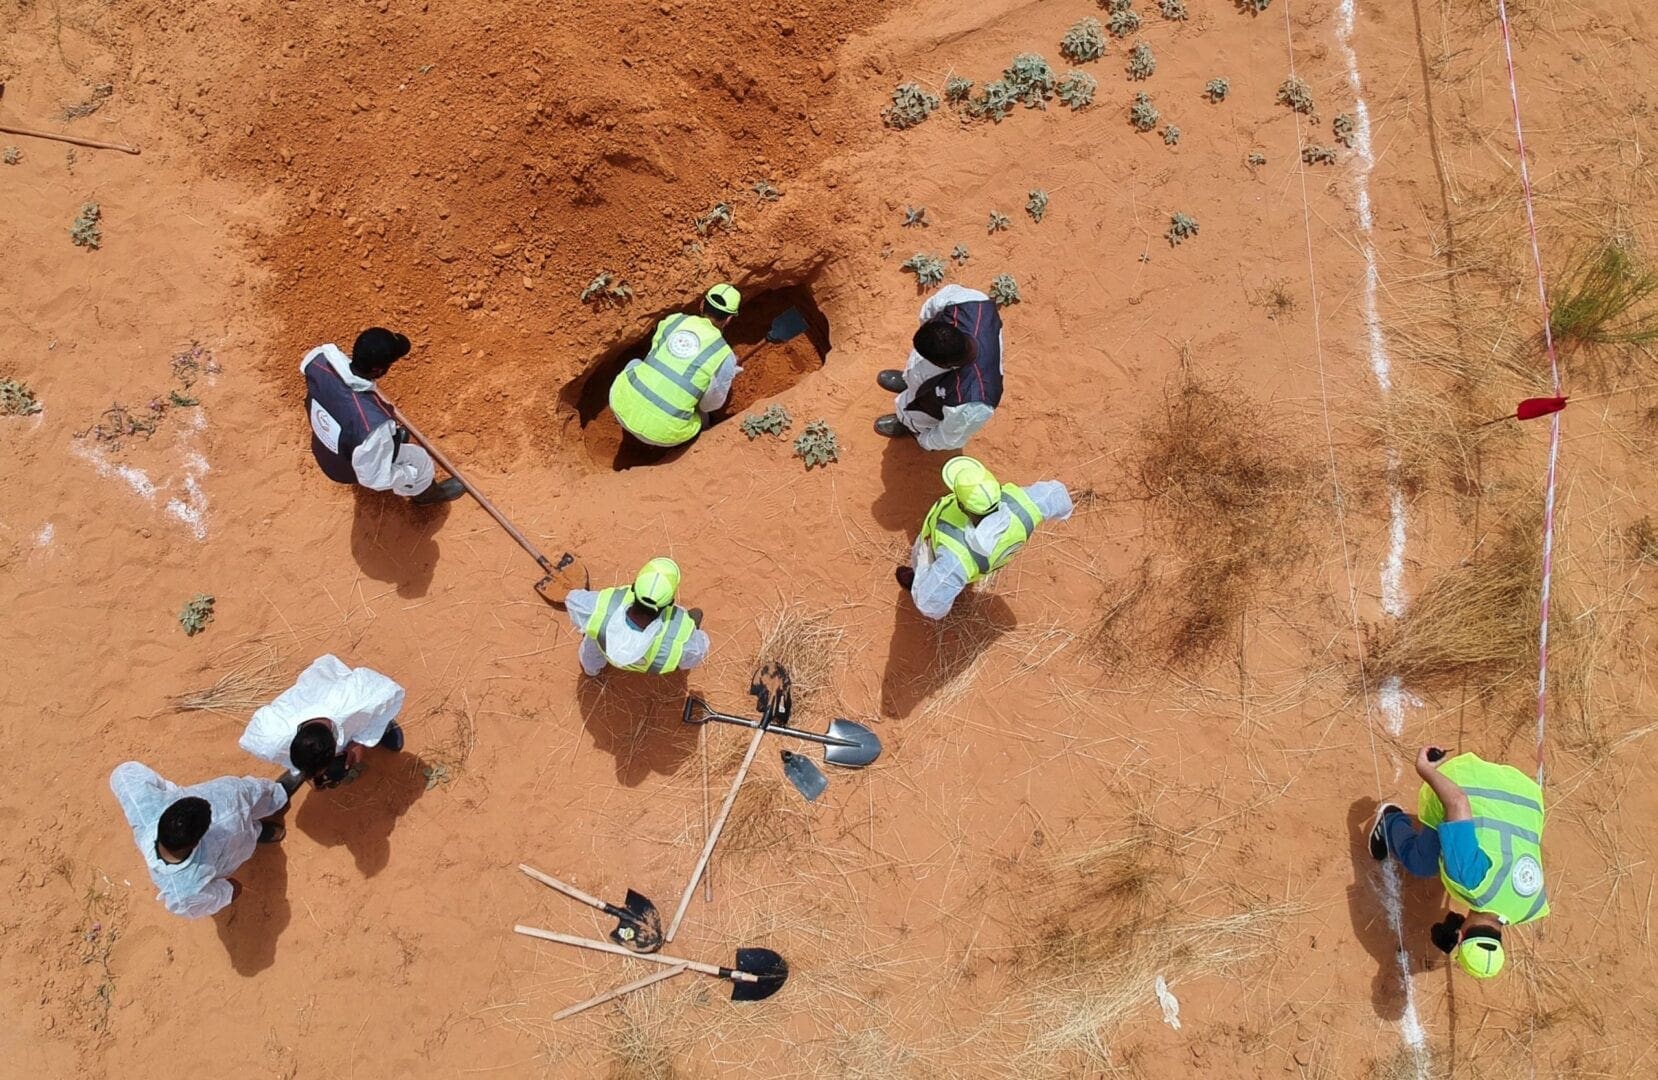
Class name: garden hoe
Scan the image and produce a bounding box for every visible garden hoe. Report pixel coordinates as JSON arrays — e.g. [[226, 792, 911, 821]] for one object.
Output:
[[518, 864, 663, 953], [514, 926, 789, 1002]]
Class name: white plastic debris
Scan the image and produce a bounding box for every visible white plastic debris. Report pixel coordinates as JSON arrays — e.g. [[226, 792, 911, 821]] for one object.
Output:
[[1154, 974, 1181, 1030]]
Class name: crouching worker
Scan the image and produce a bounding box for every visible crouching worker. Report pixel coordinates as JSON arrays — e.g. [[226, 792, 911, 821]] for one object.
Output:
[[1368, 745, 1549, 980], [900, 456, 1073, 619], [109, 762, 289, 918], [302, 327, 466, 504], [240, 655, 407, 791], [566, 558, 710, 676], [608, 284, 741, 448]]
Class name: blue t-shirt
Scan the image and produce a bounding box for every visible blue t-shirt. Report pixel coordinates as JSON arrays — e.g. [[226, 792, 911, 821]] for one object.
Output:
[[1438, 820, 1493, 891]]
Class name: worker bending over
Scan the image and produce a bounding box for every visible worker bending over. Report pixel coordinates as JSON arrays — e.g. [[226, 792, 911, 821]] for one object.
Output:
[[609, 284, 742, 448], [875, 283, 1005, 450], [240, 655, 407, 791], [566, 558, 709, 675], [109, 763, 289, 918], [301, 327, 465, 504], [1369, 746, 1549, 979], [901, 456, 1072, 619]]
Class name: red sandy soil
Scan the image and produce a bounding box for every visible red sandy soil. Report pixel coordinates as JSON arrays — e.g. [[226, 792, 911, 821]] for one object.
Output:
[[5, 0, 1658, 1077]]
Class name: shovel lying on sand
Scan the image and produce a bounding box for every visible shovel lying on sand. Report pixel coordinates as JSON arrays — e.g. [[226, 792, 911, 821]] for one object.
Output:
[[514, 925, 789, 1001], [519, 864, 663, 953], [384, 403, 587, 603], [682, 698, 883, 768]]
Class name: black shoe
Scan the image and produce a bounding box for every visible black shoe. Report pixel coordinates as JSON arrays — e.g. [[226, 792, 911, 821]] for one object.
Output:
[[895, 565, 915, 590], [687, 607, 704, 628], [877, 370, 908, 392], [381, 721, 405, 752], [1368, 803, 1403, 861], [874, 414, 909, 438], [411, 476, 466, 505], [258, 821, 286, 844]]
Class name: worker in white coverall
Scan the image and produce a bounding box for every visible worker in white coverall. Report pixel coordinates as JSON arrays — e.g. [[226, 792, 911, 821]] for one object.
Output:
[[874, 284, 1006, 450], [565, 558, 710, 676], [899, 456, 1073, 619], [240, 655, 407, 792]]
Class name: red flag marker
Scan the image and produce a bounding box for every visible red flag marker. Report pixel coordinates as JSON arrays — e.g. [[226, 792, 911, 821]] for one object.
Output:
[[1514, 396, 1568, 421]]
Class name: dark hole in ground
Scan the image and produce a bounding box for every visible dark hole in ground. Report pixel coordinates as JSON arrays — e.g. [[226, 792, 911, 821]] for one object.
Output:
[[560, 284, 831, 470]]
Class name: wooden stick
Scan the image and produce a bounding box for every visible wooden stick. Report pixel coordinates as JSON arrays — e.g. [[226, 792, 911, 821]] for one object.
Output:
[[700, 728, 713, 904], [667, 723, 767, 942], [553, 964, 687, 1021], [519, 863, 609, 912], [512, 925, 756, 982], [0, 124, 140, 155]]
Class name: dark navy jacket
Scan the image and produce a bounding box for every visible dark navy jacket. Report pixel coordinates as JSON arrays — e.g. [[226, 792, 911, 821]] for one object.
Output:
[[304, 350, 393, 485], [905, 300, 1005, 421]]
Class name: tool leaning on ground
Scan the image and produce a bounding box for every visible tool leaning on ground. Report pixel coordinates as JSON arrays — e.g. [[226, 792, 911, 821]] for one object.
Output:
[[518, 863, 664, 953], [512, 926, 789, 1003], [384, 402, 587, 603]]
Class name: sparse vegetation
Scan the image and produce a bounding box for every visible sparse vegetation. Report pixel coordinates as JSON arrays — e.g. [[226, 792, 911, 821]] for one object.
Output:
[[1057, 70, 1097, 109], [752, 179, 782, 201], [794, 420, 839, 469], [1238, 0, 1272, 11], [1628, 517, 1658, 564], [693, 202, 733, 236], [1126, 41, 1156, 81], [70, 202, 102, 249], [903, 205, 928, 228], [1247, 279, 1298, 321], [1548, 240, 1658, 350], [1333, 113, 1356, 148], [945, 75, 974, 103], [988, 210, 1011, 233], [989, 273, 1022, 307], [1106, 0, 1142, 38], [882, 82, 940, 129], [1, 378, 42, 416], [2, 146, 19, 165], [168, 390, 199, 408], [61, 82, 113, 120], [901, 251, 948, 289], [1026, 190, 1049, 223], [1002, 53, 1057, 109], [1163, 125, 1181, 146], [951, 243, 971, 263], [1160, 0, 1189, 18], [740, 403, 793, 440], [178, 595, 216, 637], [82, 401, 167, 445], [1301, 144, 1337, 165], [579, 271, 634, 306], [1248, 152, 1267, 166], [1277, 76, 1315, 115], [1130, 91, 1160, 131], [967, 79, 1020, 122], [1166, 212, 1199, 245], [1205, 77, 1230, 102], [1060, 18, 1106, 63]]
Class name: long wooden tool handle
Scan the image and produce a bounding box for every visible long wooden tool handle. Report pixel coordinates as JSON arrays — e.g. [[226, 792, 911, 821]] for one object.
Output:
[[386, 403, 552, 570], [0, 124, 140, 154], [666, 724, 768, 942], [512, 925, 754, 980], [553, 964, 687, 1021], [519, 864, 610, 913]]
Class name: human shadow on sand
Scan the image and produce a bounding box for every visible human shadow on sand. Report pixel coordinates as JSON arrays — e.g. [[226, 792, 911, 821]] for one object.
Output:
[[214, 841, 290, 976], [1344, 797, 1452, 1023], [870, 431, 947, 533], [293, 750, 428, 879], [350, 487, 451, 599], [879, 591, 1017, 721], [577, 669, 698, 787]]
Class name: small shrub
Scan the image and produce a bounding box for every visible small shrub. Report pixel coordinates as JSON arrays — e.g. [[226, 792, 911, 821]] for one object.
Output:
[[1003, 53, 1057, 109], [70, 202, 102, 249], [1277, 76, 1315, 115], [794, 420, 839, 469], [752, 179, 782, 201], [968, 80, 1020, 122], [1106, 0, 1142, 38], [1549, 241, 1658, 348], [1628, 516, 1658, 564], [1166, 213, 1199, 246], [2, 146, 19, 165], [1127, 42, 1156, 81], [901, 252, 948, 289], [579, 271, 633, 305], [1, 378, 43, 416], [945, 75, 974, 103], [1247, 152, 1267, 166], [168, 390, 199, 408], [1301, 144, 1337, 165], [1057, 71, 1097, 110], [1237, 0, 1272, 11], [1333, 113, 1356, 148], [988, 210, 1011, 233], [989, 273, 1022, 307], [693, 202, 733, 236], [883, 82, 940, 129], [1160, 0, 1189, 18], [1130, 92, 1160, 132], [1061, 17, 1106, 63], [952, 244, 971, 263], [741, 404, 793, 440], [1163, 125, 1181, 146], [179, 595, 216, 636], [903, 206, 928, 228], [1204, 78, 1230, 102], [1026, 190, 1050, 223]]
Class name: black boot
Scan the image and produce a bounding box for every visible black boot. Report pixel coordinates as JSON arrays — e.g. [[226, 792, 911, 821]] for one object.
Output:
[[411, 476, 466, 505], [877, 370, 908, 392]]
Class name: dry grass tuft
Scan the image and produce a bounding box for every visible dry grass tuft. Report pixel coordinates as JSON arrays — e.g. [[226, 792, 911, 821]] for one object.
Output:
[[1133, 377, 1314, 662], [754, 604, 849, 721], [1084, 559, 1153, 674], [602, 975, 689, 1080], [172, 639, 288, 713], [1625, 516, 1658, 564], [1549, 240, 1658, 350], [719, 770, 808, 860], [1355, 383, 1502, 498]]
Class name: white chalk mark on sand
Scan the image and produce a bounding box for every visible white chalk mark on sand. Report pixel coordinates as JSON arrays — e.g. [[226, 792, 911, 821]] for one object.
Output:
[[35, 522, 55, 548], [1154, 975, 1182, 1031]]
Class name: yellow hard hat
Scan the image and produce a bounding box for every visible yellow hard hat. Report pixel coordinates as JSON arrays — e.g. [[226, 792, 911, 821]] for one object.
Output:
[[632, 557, 682, 611], [1454, 933, 1505, 979], [705, 283, 741, 317], [942, 456, 1000, 515]]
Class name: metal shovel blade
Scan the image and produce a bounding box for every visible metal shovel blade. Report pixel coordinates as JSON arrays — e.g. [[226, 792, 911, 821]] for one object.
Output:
[[822, 718, 882, 767], [607, 889, 664, 954], [766, 306, 809, 344], [780, 750, 828, 802], [749, 662, 792, 724], [731, 947, 790, 1001], [532, 552, 588, 605]]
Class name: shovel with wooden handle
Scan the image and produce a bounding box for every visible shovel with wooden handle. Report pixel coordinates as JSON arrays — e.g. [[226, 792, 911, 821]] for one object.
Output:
[[519, 864, 663, 953], [514, 926, 789, 1001]]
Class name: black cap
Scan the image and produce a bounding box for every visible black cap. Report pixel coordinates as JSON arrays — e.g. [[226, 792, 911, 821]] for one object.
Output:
[[352, 327, 411, 370]]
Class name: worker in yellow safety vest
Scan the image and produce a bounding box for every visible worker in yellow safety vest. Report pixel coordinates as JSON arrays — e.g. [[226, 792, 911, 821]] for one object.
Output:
[[898, 456, 1073, 619], [1368, 745, 1549, 979], [564, 558, 709, 676], [608, 284, 742, 447]]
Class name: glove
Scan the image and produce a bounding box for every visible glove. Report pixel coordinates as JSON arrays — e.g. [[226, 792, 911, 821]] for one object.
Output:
[[1430, 912, 1466, 954]]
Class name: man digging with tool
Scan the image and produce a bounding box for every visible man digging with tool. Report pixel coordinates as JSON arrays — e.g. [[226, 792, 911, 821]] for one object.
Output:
[[301, 327, 466, 504], [899, 456, 1072, 619], [565, 558, 710, 676], [109, 763, 290, 918], [874, 283, 1005, 450], [1368, 745, 1549, 979], [608, 284, 742, 448], [239, 655, 407, 793]]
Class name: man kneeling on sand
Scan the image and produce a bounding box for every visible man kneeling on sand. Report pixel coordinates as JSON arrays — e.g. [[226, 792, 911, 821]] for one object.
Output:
[[240, 655, 407, 792]]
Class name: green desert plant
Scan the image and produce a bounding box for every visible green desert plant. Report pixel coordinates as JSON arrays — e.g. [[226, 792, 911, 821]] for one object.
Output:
[[1248, 152, 1267, 166], [903, 205, 928, 228], [952, 244, 971, 263], [741, 404, 793, 439], [752, 179, 781, 201], [1057, 71, 1097, 110], [794, 420, 839, 469], [901, 252, 948, 288], [579, 271, 633, 305], [1277, 76, 1315, 115], [1, 378, 43, 416], [1126, 42, 1156, 81], [2, 146, 20, 165], [1026, 190, 1050, 223], [1160, 0, 1189, 18], [1204, 77, 1230, 102], [1002, 53, 1057, 109], [988, 210, 1011, 233], [1163, 125, 1181, 146], [882, 82, 940, 129], [1548, 241, 1658, 348], [1301, 144, 1337, 165], [70, 202, 102, 249], [179, 595, 216, 636], [693, 202, 733, 236], [1061, 18, 1106, 63], [989, 273, 1022, 307], [1166, 213, 1199, 246], [1106, 0, 1142, 38], [1130, 92, 1160, 132], [1237, 0, 1272, 11], [1333, 113, 1356, 148], [945, 75, 974, 103], [967, 79, 1020, 122]]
